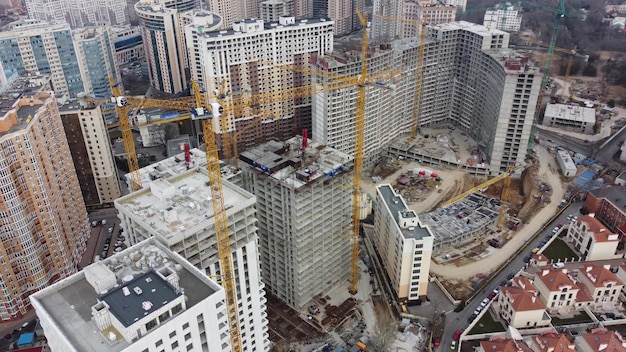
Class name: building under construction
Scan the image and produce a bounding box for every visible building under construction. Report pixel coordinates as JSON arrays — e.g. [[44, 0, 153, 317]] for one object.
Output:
[[239, 135, 354, 310], [420, 192, 500, 252]]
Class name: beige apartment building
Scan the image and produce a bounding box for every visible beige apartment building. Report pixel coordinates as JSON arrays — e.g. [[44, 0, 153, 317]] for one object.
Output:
[[0, 75, 90, 321]]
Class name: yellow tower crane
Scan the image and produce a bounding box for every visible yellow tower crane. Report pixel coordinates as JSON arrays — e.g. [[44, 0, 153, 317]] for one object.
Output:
[[95, 79, 243, 351], [372, 13, 428, 141], [349, 10, 370, 295]]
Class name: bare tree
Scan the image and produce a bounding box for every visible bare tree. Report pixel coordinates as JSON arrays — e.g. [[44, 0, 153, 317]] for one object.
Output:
[[370, 308, 398, 352]]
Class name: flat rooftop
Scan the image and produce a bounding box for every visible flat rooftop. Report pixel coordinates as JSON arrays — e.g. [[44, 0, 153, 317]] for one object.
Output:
[[116, 168, 255, 246], [0, 75, 52, 138], [102, 270, 181, 328], [432, 20, 507, 36], [125, 147, 241, 187], [420, 192, 500, 242], [239, 136, 353, 189], [377, 184, 431, 240], [196, 17, 332, 39], [484, 48, 541, 75], [32, 239, 220, 352], [544, 103, 596, 123]]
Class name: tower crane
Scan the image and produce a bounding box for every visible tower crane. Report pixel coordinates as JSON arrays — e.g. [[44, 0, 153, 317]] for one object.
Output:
[[525, 0, 585, 154], [372, 13, 429, 142], [349, 10, 370, 294], [100, 79, 244, 352]]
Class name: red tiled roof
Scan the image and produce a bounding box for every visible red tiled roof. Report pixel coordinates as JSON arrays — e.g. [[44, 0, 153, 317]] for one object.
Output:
[[501, 277, 545, 312], [574, 283, 594, 303], [480, 339, 533, 352], [532, 333, 575, 352], [581, 329, 626, 352], [579, 264, 623, 288], [536, 268, 577, 292], [578, 215, 607, 232]]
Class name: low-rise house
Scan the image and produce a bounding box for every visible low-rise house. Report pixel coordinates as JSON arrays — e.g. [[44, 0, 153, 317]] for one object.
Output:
[[575, 328, 626, 352], [492, 276, 550, 329], [565, 215, 621, 261], [476, 337, 533, 352], [534, 268, 593, 313], [577, 264, 624, 308], [529, 332, 575, 352]]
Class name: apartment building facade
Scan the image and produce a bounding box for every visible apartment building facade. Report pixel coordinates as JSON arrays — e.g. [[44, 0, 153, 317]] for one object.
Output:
[[0, 76, 90, 321], [185, 16, 334, 154], [566, 215, 621, 261], [533, 268, 593, 313], [58, 100, 121, 207], [373, 184, 433, 301], [577, 264, 624, 308], [239, 136, 353, 309], [115, 168, 269, 351], [32, 238, 234, 352], [110, 26, 144, 65], [584, 186, 626, 233], [0, 20, 84, 98], [73, 27, 120, 99], [24, 0, 129, 28], [135, 0, 199, 94], [312, 0, 357, 36], [483, 3, 523, 32]]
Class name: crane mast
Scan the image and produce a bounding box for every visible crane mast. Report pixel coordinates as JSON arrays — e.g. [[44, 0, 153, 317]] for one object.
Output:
[[349, 11, 369, 295]]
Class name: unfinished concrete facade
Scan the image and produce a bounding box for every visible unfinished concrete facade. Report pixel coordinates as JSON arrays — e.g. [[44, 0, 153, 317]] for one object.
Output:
[[374, 184, 434, 301], [239, 136, 353, 309], [114, 168, 269, 351]]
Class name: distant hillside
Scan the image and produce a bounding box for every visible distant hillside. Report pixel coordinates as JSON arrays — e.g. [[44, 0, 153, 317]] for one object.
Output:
[[459, 0, 626, 55]]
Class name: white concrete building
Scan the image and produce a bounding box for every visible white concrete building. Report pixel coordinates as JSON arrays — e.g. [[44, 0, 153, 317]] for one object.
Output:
[[260, 0, 293, 23], [207, 0, 258, 29], [59, 100, 121, 207], [566, 215, 621, 261], [122, 147, 242, 190], [556, 149, 577, 177], [32, 238, 234, 352], [185, 15, 333, 153], [483, 3, 523, 32], [373, 184, 433, 301], [239, 136, 353, 309], [24, 0, 128, 28], [442, 0, 466, 11], [543, 103, 596, 134], [115, 168, 269, 351]]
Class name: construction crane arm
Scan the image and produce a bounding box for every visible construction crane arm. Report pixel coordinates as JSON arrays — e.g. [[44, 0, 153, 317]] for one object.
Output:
[[440, 164, 524, 207]]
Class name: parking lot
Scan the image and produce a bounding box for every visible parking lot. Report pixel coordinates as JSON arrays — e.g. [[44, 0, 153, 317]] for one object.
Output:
[[79, 212, 127, 269]]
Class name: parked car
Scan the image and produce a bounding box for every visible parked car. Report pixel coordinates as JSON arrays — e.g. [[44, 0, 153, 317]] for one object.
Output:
[[552, 262, 565, 269], [91, 221, 97, 227], [552, 227, 559, 234], [452, 330, 463, 340], [468, 313, 477, 323], [101, 219, 107, 225], [480, 298, 490, 308], [107, 227, 114, 234], [450, 340, 456, 350], [487, 291, 497, 300], [103, 244, 109, 251], [473, 308, 481, 315], [433, 337, 440, 348]]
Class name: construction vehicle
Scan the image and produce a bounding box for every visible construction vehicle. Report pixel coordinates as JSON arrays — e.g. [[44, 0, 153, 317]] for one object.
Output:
[[99, 79, 243, 351], [525, 0, 585, 154], [440, 164, 524, 207]]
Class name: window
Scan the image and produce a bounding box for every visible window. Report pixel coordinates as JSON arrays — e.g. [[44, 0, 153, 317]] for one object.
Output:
[[169, 331, 176, 339]]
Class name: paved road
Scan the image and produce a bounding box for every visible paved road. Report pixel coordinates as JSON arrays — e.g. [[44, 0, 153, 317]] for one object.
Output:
[[536, 129, 593, 156], [594, 125, 626, 164], [434, 202, 585, 351]]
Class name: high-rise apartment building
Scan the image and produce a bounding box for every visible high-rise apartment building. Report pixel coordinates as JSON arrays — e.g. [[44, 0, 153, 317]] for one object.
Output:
[[239, 136, 353, 309], [0, 20, 84, 98], [135, 0, 198, 94], [207, 0, 260, 29], [185, 16, 333, 153], [58, 100, 121, 207], [73, 26, 120, 99], [373, 184, 433, 301], [0, 75, 89, 321], [260, 0, 293, 23], [110, 26, 144, 65], [422, 22, 541, 173], [115, 168, 269, 351], [24, 0, 129, 28], [32, 238, 235, 352], [442, 0, 466, 12], [372, 0, 456, 43], [314, 21, 541, 175], [483, 3, 523, 32], [311, 42, 417, 169], [312, 0, 355, 36]]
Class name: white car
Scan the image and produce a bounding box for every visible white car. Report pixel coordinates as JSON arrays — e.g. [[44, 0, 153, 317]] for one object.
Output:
[[552, 262, 565, 269], [552, 227, 559, 234], [480, 298, 490, 308]]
